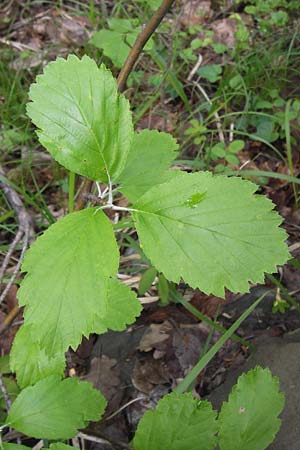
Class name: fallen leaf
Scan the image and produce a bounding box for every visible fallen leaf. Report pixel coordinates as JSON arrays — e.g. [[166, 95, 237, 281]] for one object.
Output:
[[139, 321, 173, 352], [132, 355, 170, 394], [180, 0, 212, 27], [82, 355, 122, 416]]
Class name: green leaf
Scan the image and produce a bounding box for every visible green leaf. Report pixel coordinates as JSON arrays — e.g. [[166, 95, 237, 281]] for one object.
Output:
[[126, 28, 153, 52], [108, 17, 133, 33], [7, 376, 106, 439], [211, 143, 226, 158], [228, 140, 245, 153], [138, 267, 157, 295], [148, 0, 161, 9], [17, 208, 141, 360], [0, 355, 11, 374], [218, 367, 285, 450], [253, 116, 275, 143], [212, 42, 229, 54], [50, 444, 75, 450], [3, 444, 31, 450], [117, 130, 178, 202], [10, 325, 66, 388], [229, 74, 243, 90], [132, 172, 289, 297], [18, 208, 119, 355], [90, 20, 152, 69], [27, 55, 133, 182], [225, 153, 240, 165], [255, 100, 273, 110], [198, 64, 222, 83], [90, 30, 131, 68], [102, 277, 142, 331], [133, 392, 217, 450]]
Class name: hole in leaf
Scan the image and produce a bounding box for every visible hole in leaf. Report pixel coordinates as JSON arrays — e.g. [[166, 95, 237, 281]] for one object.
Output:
[[185, 192, 206, 208]]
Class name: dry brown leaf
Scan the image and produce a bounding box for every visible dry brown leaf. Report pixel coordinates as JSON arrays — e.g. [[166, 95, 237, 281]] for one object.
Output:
[[82, 355, 123, 415], [139, 321, 173, 352], [180, 0, 212, 27], [210, 18, 237, 48], [132, 355, 170, 394], [191, 291, 226, 318]]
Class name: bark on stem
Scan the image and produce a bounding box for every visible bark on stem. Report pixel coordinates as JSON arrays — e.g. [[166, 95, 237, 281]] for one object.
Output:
[[117, 0, 176, 92]]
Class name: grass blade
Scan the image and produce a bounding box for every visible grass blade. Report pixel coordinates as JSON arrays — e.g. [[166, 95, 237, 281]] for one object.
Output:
[[174, 292, 268, 394]]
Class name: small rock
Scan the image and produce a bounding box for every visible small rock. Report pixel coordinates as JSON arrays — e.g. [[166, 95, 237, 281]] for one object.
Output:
[[208, 334, 300, 450]]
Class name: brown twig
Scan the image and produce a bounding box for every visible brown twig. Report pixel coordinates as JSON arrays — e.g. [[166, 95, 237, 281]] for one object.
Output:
[[117, 0, 176, 92], [0, 167, 35, 305], [0, 373, 11, 411], [74, 179, 92, 211], [0, 305, 21, 334]]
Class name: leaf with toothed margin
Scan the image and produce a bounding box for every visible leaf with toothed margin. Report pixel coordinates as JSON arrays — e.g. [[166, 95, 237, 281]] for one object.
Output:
[[117, 129, 179, 202], [133, 392, 218, 450], [102, 278, 142, 331], [17, 208, 141, 358], [26, 55, 133, 182], [132, 172, 289, 297], [218, 367, 285, 450], [6, 376, 107, 439], [9, 325, 66, 388]]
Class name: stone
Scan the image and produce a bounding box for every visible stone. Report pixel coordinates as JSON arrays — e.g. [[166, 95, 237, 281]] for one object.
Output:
[[208, 332, 300, 449]]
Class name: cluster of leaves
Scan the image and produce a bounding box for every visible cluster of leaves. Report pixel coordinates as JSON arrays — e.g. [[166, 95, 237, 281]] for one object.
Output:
[[4, 55, 289, 442], [3, 367, 284, 450], [184, 119, 245, 172], [134, 367, 284, 450], [90, 17, 154, 68], [237, 0, 300, 32]]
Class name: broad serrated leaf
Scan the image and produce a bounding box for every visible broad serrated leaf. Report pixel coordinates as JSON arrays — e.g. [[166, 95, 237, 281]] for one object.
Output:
[[17, 208, 141, 359], [133, 392, 217, 450], [117, 130, 179, 202], [218, 367, 285, 450], [103, 277, 142, 331], [10, 325, 66, 388], [7, 376, 106, 439], [132, 172, 289, 297], [18, 208, 119, 355], [27, 55, 133, 182]]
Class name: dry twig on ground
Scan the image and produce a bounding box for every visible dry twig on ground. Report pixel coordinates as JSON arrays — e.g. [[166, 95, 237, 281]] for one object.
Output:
[[0, 166, 35, 305]]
